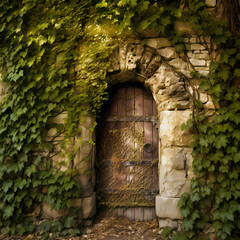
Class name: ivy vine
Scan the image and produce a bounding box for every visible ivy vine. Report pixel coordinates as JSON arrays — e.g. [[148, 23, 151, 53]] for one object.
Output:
[[0, 0, 240, 239]]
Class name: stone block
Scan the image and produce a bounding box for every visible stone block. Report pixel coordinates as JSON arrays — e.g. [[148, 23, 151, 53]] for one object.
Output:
[[155, 195, 182, 219], [79, 142, 93, 160], [159, 110, 192, 147], [168, 58, 189, 71], [161, 148, 186, 170], [157, 47, 178, 59], [190, 37, 197, 43], [142, 55, 161, 78], [51, 154, 69, 171], [160, 166, 189, 197], [146, 73, 165, 94], [119, 45, 128, 71], [41, 202, 68, 219], [159, 99, 190, 111], [158, 218, 181, 230], [205, 0, 216, 6], [145, 38, 171, 49], [51, 112, 67, 124], [71, 198, 82, 208], [82, 193, 96, 219], [80, 115, 95, 129], [126, 44, 144, 71], [76, 173, 94, 197], [80, 126, 93, 142], [191, 44, 206, 51], [195, 53, 210, 60], [190, 59, 206, 66], [157, 82, 188, 104], [139, 48, 155, 74], [108, 48, 120, 72]]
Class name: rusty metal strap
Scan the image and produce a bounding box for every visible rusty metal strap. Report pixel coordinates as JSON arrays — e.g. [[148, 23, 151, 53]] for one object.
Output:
[[105, 116, 158, 122]]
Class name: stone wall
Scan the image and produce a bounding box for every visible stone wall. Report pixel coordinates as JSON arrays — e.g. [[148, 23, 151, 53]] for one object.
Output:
[[4, 33, 214, 229], [106, 32, 216, 229]]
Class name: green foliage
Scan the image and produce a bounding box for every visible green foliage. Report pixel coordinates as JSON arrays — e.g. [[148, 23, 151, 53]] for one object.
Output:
[[0, 0, 100, 236], [0, 0, 240, 239]]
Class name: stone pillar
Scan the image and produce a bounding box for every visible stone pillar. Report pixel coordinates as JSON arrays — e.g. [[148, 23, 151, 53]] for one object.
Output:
[[74, 114, 96, 226], [156, 110, 193, 228]]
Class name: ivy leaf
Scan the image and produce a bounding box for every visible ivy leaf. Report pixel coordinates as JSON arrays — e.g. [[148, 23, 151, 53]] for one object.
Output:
[[2, 181, 13, 193], [4, 205, 14, 218], [182, 219, 193, 231], [233, 152, 240, 163], [214, 135, 228, 149], [25, 165, 36, 177], [234, 68, 240, 77], [181, 208, 190, 218]]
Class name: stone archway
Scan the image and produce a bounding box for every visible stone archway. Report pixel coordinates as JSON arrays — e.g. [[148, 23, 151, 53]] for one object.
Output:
[[72, 36, 213, 227], [105, 38, 194, 227]]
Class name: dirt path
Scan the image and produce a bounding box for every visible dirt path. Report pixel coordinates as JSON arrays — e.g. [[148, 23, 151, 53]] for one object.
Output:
[[80, 213, 163, 240], [0, 215, 163, 240]]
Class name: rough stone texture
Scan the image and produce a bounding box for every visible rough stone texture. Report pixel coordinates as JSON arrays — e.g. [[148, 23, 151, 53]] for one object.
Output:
[[190, 58, 206, 66], [51, 112, 67, 124], [126, 44, 144, 71], [168, 58, 190, 72], [108, 48, 120, 72], [191, 43, 206, 51], [161, 148, 186, 170], [145, 38, 171, 49], [40, 36, 213, 228], [159, 218, 181, 230], [142, 55, 161, 78], [157, 47, 178, 59], [155, 196, 182, 219], [82, 193, 96, 219], [139, 47, 155, 76], [119, 45, 128, 71], [41, 202, 68, 219], [205, 0, 216, 6], [159, 111, 192, 147], [160, 166, 190, 197]]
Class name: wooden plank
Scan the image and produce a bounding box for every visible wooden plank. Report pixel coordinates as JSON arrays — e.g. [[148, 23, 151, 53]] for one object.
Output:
[[108, 93, 118, 116], [117, 87, 126, 115], [143, 122, 153, 160], [135, 207, 144, 221], [135, 122, 143, 162], [126, 86, 135, 116], [117, 208, 124, 217], [143, 207, 154, 221], [153, 99, 158, 116], [125, 208, 135, 220], [134, 87, 143, 116], [143, 90, 153, 116], [105, 116, 157, 122]]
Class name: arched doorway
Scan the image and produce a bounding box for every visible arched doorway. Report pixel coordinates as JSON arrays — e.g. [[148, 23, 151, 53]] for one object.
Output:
[[96, 83, 159, 221]]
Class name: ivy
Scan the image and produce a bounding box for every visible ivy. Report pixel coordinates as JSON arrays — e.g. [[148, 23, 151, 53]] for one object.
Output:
[[0, 0, 240, 239]]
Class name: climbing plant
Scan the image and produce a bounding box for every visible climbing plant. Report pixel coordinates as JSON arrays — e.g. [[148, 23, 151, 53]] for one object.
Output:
[[0, 0, 240, 239], [0, 0, 116, 237]]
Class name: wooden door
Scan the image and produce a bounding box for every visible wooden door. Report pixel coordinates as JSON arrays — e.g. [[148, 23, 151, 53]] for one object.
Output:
[[96, 84, 159, 220]]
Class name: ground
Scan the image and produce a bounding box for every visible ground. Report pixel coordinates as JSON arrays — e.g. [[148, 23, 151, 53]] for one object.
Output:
[[0, 213, 163, 240]]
